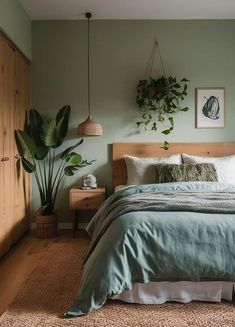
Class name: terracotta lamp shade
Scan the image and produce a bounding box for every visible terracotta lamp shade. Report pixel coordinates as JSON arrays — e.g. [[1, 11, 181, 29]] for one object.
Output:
[[77, 115, 103, 136]]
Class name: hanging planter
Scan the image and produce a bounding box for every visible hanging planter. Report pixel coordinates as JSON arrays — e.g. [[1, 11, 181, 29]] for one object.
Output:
[[136, 40, 190, 149]]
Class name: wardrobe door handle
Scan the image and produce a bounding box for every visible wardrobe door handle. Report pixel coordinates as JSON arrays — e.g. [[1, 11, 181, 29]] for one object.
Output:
[[15, 154, 19, 160], [4, 157, 9, 161], [1, 158, 4, 162]]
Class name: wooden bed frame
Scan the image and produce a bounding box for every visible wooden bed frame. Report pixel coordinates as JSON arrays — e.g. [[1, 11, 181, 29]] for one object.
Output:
[[112, 142, 235, 189]]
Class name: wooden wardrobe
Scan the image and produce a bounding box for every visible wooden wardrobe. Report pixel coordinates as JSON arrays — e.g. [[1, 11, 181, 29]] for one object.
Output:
[[0, 32, 30, 258]]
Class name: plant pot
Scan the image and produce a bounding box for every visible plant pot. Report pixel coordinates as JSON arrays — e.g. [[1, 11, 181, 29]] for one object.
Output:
[[36, 214, 57, 239]]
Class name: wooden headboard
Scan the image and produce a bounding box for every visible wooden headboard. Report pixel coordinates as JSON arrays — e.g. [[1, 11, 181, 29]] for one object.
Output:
[[112, 142, 235, 189]]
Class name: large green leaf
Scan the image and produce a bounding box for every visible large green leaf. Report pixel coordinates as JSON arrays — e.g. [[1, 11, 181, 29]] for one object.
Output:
[[27, 110, 49, 160], [56, 105, 70, 125], [53, 105, 71, 148], [27, 124, 49, 160], [29, 109, 44, 133], [64, 165, 78, 176], [41, 119, 57, 147], [68, 153, 82, 165], [29, 109, 44, 143], [61, 139, 83, 159], [35, 146, 49, 160], [16, 130, 36, 157], [21, 157, 36, 173]]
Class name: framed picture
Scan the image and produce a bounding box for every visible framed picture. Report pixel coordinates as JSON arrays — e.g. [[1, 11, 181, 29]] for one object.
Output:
[[196, 88, 225, 128]]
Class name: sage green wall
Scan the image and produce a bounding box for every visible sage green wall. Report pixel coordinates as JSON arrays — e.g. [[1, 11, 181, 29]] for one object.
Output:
[[32, 20, 235, 222], [0, 0, 31, 59]]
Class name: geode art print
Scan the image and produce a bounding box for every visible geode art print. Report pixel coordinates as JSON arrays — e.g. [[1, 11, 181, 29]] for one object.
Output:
[[196, 88, 225, 128]]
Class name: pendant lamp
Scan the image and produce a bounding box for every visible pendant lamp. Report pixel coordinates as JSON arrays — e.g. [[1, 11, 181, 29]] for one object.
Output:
[[77, 12, 103, 136]]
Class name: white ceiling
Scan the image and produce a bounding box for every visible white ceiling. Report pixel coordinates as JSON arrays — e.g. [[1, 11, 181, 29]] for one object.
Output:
[[19, 0, 235, 20]]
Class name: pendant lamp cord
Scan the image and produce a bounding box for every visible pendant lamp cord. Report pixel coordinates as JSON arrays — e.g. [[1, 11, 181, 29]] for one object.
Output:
[[87, 14, 91, 116]]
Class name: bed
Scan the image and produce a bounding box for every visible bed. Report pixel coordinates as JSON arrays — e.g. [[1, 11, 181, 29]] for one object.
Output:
[[64, 142, 235, 317]]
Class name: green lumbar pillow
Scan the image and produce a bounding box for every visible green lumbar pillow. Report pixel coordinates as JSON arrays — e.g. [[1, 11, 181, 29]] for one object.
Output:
[[155, 163, 218, 183]]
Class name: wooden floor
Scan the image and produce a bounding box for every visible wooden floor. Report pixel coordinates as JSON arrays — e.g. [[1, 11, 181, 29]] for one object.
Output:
[[0, 230, 88, 316]]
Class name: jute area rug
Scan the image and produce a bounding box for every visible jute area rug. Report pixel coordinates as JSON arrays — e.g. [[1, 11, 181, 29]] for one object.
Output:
[[0, 239, 235, 327]]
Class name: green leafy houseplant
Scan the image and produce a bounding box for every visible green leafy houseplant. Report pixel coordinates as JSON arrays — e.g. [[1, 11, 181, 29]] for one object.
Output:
[[16, 105, 92, 217], [136, 40, 190, 150], [136, 76, 190, 137]]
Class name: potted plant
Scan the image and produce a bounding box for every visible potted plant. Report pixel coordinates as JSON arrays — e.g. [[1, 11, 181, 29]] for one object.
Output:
[[16, 105, 92, 238], [136, 76, 190, 149]]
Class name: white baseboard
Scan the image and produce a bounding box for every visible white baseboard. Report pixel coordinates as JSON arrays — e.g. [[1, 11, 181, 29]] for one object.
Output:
[[31, 222, 87, 230]]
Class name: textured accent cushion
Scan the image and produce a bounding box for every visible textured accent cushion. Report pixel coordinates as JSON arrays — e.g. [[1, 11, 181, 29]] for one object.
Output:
[[155, 163, 218, 183], [182, 153, 235, 184], [124, 154, 182, 185]]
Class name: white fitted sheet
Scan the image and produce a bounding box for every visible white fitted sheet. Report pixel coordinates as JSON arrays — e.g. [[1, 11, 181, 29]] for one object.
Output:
[[112, 281, 235, 304]]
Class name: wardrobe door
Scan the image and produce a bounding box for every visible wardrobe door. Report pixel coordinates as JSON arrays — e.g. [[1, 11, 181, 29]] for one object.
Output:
[[14, 50, 30, 240], [0, 34, 15, 257], [0, 34, 4, 256]]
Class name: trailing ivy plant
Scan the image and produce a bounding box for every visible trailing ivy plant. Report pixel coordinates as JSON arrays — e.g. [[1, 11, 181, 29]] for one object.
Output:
[[136, 76, 190, 141], [136, 39, 190, 150], [15, 106, 93, 216]]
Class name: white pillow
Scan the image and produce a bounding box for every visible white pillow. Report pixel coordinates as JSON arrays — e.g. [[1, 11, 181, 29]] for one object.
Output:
[[124, 154, 182, 185], [182, 153, 235, 184]]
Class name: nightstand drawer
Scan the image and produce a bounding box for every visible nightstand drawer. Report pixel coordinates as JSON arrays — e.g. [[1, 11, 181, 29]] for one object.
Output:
[[71, 193, 105, 210], [70, 187, 106, 237]]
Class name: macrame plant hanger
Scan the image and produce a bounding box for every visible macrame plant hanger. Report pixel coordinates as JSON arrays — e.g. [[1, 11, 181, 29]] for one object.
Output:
[[146, 39, 167, 80]]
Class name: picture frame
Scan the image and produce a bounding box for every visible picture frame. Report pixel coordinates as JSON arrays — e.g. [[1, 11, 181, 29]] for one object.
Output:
[[196, 88, 225, 128]]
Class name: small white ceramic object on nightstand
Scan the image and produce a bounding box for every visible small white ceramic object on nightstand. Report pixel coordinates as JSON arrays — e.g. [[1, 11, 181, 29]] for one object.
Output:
[[82, 174, 97, 188]]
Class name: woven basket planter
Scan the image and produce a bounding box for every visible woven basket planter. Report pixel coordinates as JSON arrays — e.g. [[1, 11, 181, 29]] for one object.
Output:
[[36, 214, 57, 239]]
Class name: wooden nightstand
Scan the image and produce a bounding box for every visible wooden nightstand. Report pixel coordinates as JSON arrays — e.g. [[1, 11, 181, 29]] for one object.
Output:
[[70, 187, 106, 238]]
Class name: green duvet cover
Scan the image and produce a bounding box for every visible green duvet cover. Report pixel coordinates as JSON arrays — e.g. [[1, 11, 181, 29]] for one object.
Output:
[[64, 182, 235, 317]]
